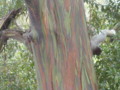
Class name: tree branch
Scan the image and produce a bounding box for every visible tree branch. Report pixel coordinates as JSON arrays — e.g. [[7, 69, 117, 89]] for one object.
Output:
[[0, 29, 33, 53], [1, 29, 24, 42]]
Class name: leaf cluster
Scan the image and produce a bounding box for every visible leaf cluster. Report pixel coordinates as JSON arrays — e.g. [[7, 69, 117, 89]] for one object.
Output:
[[85, 0, 120, 89]]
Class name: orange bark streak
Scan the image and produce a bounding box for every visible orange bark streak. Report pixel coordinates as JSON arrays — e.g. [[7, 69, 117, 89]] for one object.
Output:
[[35, 44, 47, 90], [64, 0, 70, 11]]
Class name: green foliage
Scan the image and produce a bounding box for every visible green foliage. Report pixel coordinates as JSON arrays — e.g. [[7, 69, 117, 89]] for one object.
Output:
[[0, 40, 37, 90], [86, 0, 120, 30], [86, 0, 120, 89], [0, 0, 36, 89], [94, 32, 120, 90], [0, 0, 25, 17]]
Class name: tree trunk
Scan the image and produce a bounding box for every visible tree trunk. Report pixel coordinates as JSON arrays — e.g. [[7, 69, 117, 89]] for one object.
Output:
[[24, 0, 98, 89]]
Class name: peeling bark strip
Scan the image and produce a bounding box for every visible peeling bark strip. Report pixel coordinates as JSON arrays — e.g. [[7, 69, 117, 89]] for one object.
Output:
[[24, 0, 98, 90]]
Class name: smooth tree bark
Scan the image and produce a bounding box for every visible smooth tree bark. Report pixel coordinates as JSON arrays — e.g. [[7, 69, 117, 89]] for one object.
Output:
[[0, 0, 98, 90], [24, 0, 97, 90]]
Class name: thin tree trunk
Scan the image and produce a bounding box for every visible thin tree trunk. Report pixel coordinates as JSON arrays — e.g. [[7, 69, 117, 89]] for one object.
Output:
[[24, 0, 98, 89]]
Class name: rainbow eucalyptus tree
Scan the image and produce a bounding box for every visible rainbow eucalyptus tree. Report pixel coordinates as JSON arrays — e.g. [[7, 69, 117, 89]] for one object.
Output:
[[0, 0, 98, 89]]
